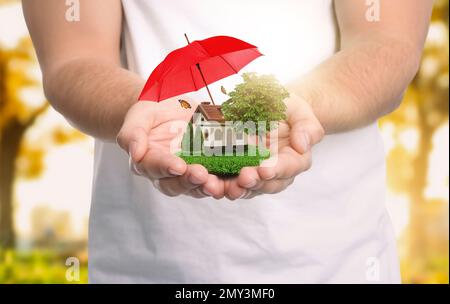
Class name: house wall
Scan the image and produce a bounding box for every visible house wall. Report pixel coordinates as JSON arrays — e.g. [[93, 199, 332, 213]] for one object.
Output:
[[192, 112, 247, 155]]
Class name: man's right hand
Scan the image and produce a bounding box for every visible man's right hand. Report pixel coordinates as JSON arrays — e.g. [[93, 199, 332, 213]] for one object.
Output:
[[116, 98, 225, 199]]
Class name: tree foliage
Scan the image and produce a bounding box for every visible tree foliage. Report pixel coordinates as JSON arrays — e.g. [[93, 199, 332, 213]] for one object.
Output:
[[380, 0, 449, 283], [221, 73, 288, 135]]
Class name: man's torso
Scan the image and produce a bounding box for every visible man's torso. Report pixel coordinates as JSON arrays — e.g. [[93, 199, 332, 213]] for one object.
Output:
[[88, 0, 400, 283]]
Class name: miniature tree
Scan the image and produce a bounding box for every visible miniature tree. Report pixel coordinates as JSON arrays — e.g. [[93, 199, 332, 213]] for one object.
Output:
[[180, 121, 203, 156], [180, 122, 192, 155], [221, 72, 288, 143]]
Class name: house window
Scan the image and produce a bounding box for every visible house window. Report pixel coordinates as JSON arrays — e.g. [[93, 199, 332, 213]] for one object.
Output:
[[204, 129, 209, 140], [226, 128, 233, 145], [214, 128, 223, 141]]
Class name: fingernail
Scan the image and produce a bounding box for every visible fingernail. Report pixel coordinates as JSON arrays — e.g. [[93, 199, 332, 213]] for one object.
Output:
[[168, 168, 183, 176], [263, 172, 276, 181], [300, 132, 311, 152], [129, 141, 138, 159], [203, 189, 213, 196], [238, 191, 248, 199]]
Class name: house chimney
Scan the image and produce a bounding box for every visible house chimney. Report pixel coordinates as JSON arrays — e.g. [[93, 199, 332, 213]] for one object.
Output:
[[201, 102, 210, 105]]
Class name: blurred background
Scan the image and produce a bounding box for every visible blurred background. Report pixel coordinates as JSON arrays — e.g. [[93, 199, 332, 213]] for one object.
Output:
[[0, 0, 448, 284]]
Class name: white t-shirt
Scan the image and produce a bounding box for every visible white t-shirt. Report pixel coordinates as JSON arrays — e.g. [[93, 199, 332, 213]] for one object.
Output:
[[88, 0, 401, 283]]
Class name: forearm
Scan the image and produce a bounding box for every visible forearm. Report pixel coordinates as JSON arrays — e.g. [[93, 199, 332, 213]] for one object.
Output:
[[288, 37, 421, 134], [43, 58, 144, 141]]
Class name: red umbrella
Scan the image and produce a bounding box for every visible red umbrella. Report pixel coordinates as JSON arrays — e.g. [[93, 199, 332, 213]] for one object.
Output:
[[138, 35, 263, 104]]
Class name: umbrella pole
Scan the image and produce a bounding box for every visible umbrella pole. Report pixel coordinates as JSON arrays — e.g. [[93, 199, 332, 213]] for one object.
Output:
[[196, 63, 216, 105], [185, 33, 216, 105], [184, 33, 191, 44]]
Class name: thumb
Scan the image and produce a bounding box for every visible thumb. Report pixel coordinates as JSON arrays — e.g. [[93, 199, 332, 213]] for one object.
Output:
[[117, 126, 148, 163], [290, 122, 311, 155], [285, 94, 325, 150], [117, 103, 156, 162], [125, 127, 148, 163], [290, 119, 325, 155], [287, 105, 324, 154]]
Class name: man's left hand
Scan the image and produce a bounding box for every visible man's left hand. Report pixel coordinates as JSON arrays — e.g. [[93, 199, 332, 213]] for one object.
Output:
[[224, 94, 324, 200]]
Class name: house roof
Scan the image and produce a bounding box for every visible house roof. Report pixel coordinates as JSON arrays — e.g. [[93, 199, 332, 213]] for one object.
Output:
[[196, 102, 225, 123]]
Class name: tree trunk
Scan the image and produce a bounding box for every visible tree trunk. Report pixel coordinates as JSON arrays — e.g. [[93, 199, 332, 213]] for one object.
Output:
[[0, 118, 26, 249], [407, 102, 433, 270]]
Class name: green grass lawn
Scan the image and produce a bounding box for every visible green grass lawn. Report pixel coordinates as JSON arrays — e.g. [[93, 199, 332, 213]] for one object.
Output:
[[0, 249, 88, 284], [178, 145, 270, 176]]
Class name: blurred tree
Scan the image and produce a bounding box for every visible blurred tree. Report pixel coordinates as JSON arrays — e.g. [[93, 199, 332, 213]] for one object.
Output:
[[0, 37, 86, 249], [0, 39, 47, 249], [380, 0, 449, 282], [0, 0, 17, 4]]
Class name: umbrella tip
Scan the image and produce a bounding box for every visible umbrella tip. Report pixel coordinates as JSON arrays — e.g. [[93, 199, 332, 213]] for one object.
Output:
[[184, 33, 190, 44]]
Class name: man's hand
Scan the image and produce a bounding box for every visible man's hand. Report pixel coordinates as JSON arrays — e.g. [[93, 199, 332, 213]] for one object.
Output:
[[224, 95, 324, 200], [117, 99, 225, 199]]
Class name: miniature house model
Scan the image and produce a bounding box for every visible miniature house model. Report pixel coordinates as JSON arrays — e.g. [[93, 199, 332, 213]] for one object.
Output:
[[191, 102, 247, 152]]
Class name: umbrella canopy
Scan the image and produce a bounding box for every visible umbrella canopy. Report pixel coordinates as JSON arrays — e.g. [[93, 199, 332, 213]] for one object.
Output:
[[138, 35, 263, 103]]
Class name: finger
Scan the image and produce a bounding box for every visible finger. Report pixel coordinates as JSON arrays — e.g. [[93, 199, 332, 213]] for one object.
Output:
[[201, 174, 225, 199], [129, 156, 144, 176], [296, 119, 324, 146], [117, 126, 149, 163], [289, 119, 326, 155], [258, 146, 312, 180], [237, 166, 261, 190], [116, 102, 156, 154], [137, 150, 187, 179], [289, 123, 312, 155], [255, 177, 295, 195], [238, 178, 294, 198], [224, 178, 248, 200], [188, 188, 209, 199], [286, 96, 325, 148], [240, 190, 260, 200], [156, 164, 209, 196]]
